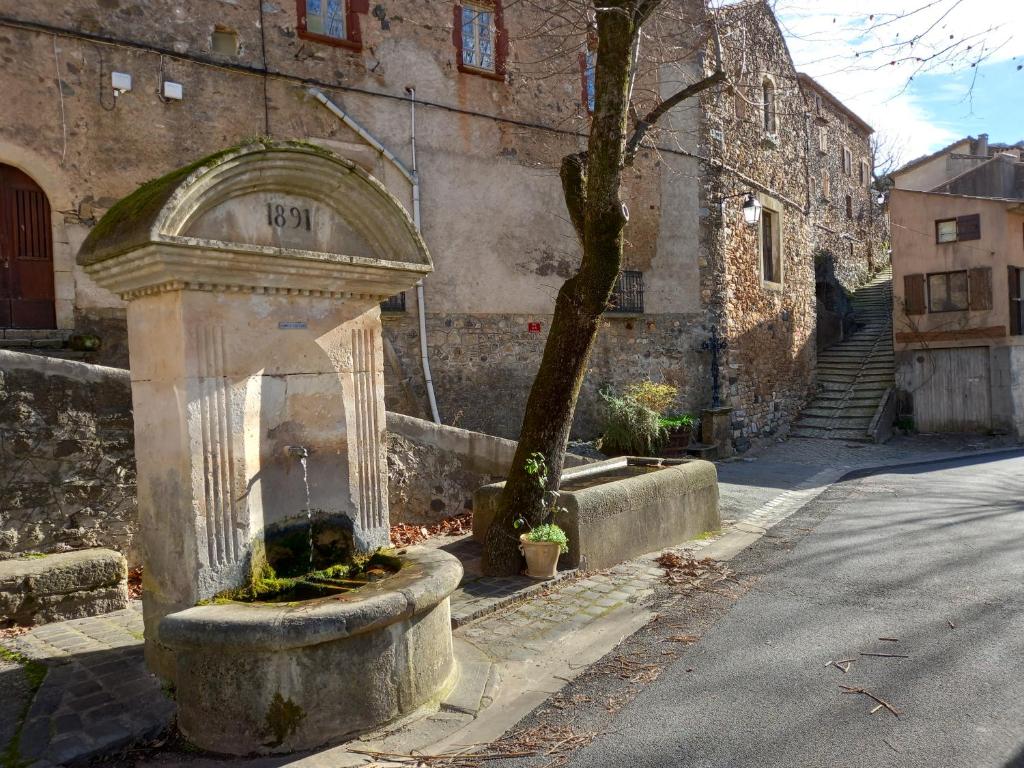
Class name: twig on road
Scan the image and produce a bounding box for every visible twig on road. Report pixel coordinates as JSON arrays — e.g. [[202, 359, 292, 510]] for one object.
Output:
[[840, 685, 902, 717], [860, 652, 909, 658]]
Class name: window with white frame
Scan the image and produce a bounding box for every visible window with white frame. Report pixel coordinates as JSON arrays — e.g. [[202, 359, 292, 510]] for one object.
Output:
[[303, 0, 345, 40], [822, 170, 831, 200], [842, 146, 853, 175], [759, 201, 783, 286], [460, 3, 496, 72], [818, 125, 827, 153]]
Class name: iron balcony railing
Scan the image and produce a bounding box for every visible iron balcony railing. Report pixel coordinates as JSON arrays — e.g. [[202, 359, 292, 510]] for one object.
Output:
[[607, 270, 644, 314], [380, 292, 406, 313]]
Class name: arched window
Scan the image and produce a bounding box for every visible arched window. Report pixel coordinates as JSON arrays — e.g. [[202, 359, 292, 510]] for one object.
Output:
[[762, 77, 776, 136]]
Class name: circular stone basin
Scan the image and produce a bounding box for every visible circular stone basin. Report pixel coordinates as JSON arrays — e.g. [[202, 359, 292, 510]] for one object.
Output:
[[159, 546, 462, 755]]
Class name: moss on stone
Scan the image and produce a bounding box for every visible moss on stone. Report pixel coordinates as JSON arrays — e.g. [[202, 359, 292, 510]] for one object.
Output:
[[263, 693, 305, 748], [0, 646, 48, 768], [79, 139, 345, 263], [200, 548, 405, 604]]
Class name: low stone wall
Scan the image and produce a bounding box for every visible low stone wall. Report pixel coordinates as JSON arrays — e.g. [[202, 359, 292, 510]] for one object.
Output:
[[0, 351, 138, 564], [0, 351, 590, 559], [0, 548, 129, 627], [386, 412, 592, 525]]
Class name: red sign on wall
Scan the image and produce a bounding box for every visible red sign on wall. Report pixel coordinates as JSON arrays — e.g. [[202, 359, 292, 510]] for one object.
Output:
[[528, 322, 542, 333]]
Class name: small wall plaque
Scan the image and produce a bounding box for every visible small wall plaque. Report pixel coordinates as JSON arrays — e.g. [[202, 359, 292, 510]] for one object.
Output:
[[278, 321, 308, 330], [528, 322, 542, 333]]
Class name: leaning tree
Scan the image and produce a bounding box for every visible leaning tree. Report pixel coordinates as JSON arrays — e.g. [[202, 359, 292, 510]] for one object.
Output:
[[481, 0, 727, 575]]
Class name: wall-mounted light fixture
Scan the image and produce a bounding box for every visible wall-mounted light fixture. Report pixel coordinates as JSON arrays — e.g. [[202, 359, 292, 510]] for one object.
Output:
[[741, 193, 762, 226], [714, 190, 762, 227], [111, 71, 132, 96], [162, 81, 183, 101]]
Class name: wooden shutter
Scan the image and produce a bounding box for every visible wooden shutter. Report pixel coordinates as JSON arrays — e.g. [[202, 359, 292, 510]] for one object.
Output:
[[452, 4, 464, 61], [346, 0, 368, 45], [968, 267, 993, 310], [957, 213, 981, 241], [904, 273, 926, 315], [1011, 266, 1022, 336], [494, 0, 509, 76]]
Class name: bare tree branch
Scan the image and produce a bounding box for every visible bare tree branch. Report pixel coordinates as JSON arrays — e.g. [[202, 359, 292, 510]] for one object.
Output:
[[623, 21, 726, 165]]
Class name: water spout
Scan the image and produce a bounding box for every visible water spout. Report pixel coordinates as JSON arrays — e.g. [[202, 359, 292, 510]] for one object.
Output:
[[286, 445, 314, 571]]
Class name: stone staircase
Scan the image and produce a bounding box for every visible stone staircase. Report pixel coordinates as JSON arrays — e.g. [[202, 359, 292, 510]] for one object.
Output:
[[791, 267, 894, 441]]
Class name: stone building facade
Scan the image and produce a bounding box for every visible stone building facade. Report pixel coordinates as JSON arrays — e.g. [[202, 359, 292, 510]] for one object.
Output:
[[0, 0, 884, 449]]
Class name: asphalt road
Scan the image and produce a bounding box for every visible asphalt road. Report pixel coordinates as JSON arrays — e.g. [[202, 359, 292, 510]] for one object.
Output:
[[562, 452, 1024, 768]]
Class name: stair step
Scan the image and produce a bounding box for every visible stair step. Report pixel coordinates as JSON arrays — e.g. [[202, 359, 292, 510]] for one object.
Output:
[[795, 416, 873, 429], [801, 406, 878, 419], [790, 426, 872, 441]]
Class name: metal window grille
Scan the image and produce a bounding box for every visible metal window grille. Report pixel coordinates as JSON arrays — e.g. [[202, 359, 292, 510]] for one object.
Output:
[[607, 270, 644, 314], [380, 292, 406, 312]]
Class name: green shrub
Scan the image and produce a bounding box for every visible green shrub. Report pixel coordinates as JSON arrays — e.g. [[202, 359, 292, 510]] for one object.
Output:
[[525, 523, 569, 553], [624, 381, 678, 414], [598, 390, 667, 456]]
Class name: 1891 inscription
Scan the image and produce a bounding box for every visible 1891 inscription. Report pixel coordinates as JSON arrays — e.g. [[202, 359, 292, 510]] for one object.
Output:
[[266, 202, 312, 231]]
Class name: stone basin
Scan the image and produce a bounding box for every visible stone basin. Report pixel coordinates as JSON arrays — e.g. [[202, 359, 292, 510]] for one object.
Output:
[[473, 457, 720, 571], [159, 546, 462, 755]]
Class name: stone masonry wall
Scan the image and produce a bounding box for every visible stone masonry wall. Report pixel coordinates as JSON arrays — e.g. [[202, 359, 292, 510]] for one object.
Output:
[[384, 311, 710, 440], [701, 2, 818, 450], [0, 351, 138, 563], [802, 76, 890, 294], [0, 352, 576, 563]]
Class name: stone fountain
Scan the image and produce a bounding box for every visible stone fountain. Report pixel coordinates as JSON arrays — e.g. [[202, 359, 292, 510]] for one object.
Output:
[[77, 141, 462, 754]]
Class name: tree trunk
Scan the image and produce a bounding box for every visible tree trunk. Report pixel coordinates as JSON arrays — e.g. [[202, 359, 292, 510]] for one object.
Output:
[[481, 3, 637, 576]]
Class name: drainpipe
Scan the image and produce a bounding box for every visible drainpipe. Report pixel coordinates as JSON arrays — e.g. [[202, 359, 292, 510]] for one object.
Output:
[[308, 87, 441, 424], [406, 87, 441, 425]]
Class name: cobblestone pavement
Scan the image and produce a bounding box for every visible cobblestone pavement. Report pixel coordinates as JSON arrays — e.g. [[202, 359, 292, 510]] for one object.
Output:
[[1, 432, 1017, 767], [2, 609, 173, 768]]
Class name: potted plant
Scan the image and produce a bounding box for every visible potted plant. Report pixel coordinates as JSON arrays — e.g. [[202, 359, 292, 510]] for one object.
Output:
[[514, 452, 570, 579], [660, 413, 698, 455]]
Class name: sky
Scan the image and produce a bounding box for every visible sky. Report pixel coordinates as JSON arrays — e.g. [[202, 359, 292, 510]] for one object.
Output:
[[769, 0, 1024, 169]]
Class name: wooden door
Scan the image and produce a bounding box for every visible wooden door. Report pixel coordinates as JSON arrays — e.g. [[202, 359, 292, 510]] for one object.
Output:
[[0, 164, 55, 328], [912, 346, 991, 433]]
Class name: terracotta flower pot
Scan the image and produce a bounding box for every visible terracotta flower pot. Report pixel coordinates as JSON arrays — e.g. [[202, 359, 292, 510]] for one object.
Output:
[[519, 534, 562, 579]]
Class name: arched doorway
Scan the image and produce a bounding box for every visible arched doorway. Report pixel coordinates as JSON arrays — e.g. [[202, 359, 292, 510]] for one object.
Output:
[[0, 163, 55, 328]]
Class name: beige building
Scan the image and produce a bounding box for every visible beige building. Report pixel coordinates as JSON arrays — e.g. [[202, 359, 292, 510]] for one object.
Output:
[[0, 0, 884, 448], [891, 135, 1024, 435]]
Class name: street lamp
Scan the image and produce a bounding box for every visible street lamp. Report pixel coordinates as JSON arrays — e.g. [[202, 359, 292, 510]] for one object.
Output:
[[741, 193, 762, 226]]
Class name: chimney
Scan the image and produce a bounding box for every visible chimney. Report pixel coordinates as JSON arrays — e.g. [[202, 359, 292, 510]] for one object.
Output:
[[977, 133, 989, 156]]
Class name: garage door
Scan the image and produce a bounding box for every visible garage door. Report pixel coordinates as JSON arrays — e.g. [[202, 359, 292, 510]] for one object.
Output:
[[911, 346, 991, 433]]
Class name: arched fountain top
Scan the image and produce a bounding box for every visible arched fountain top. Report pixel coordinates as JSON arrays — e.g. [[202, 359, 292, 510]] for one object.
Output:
[[77, 140, 431, 299]]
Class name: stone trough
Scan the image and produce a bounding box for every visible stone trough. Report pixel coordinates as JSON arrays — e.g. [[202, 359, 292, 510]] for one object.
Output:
[[160, 546, 460, 754], [474, 457, 720, 571]]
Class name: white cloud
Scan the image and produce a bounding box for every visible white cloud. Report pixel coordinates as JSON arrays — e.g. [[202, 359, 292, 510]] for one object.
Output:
[[765, 0, 1022, 161]]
